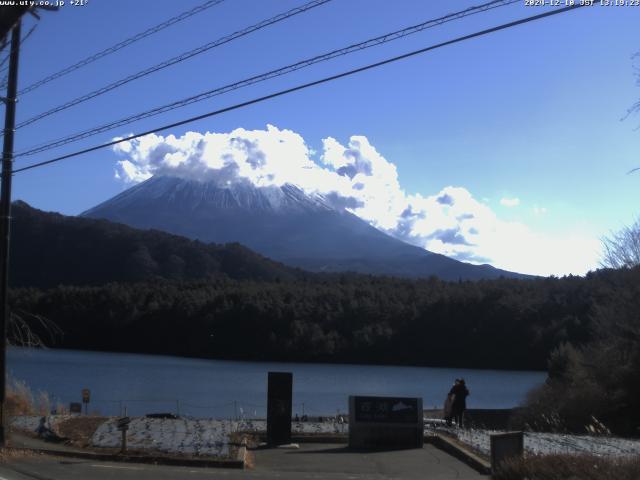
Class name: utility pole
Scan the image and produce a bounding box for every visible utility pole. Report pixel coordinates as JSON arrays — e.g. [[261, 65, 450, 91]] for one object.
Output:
[[0, 7, 29, 42], [0, 19, 20, 448]]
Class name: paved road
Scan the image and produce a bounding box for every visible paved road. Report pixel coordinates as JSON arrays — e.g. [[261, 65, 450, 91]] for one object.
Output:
[[0, 443, 487, 479]]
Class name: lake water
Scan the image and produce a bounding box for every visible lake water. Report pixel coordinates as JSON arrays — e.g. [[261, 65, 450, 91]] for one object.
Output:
[[7, 347, 546, 419]]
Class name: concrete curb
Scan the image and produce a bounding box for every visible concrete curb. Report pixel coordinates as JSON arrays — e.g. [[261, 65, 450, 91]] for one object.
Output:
[[256, 434, 348, 444], [10, 446, 246, 469], [426, 434, 491, 475], [291, 434, 348, 444]]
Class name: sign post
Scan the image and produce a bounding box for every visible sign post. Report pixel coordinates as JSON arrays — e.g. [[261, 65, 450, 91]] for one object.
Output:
[[349, 396, 423, 449], [267, 372, 292, 446], [81, 388, 90, 415], [117, 416, 130, 453]]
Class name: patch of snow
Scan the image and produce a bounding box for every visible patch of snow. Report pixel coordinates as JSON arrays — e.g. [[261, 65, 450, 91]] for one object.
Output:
[[92, 417, 232, 457], [17, 415, 640, 460], [91, 417, 348, 457], [236, 419, 348, 435], [425, 424, 640, 458], [11, 415, 70, 433]]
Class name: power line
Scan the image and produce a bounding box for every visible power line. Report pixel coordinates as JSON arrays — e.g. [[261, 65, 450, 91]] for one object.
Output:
[[14, 0, 333, 130], [0, 23, 37, 72], [16, 0, 227, 96], [0, 24, 37, 90], [12, 4, 587, 176], [15, 0, 519, 158]]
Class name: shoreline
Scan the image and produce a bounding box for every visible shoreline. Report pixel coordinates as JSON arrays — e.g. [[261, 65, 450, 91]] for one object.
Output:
[[9, 345, 548, 375]]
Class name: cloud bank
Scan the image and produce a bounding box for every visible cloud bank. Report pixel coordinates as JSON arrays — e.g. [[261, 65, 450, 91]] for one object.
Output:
[[113, 125, 599, 276]]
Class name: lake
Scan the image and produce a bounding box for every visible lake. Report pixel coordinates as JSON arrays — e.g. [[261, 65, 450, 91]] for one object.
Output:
[[7, 347, 546, 418]]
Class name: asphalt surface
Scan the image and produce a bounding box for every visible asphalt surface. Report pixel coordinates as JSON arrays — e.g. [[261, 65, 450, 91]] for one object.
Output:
[[0, 443, 486, 479]]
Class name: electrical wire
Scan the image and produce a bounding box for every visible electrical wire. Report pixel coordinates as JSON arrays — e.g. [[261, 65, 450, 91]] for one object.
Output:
[[15, 0, 518, 158], [14, 0, 333, 130], [12, 4, 587, 176], [17, 0, 227, 96], [0, 24, 38, 90], [0, 24, 37, 72]]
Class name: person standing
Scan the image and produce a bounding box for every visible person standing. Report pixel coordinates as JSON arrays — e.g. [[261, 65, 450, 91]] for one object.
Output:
[[444, 380, 456, 426], [449, 379, 470, 428]]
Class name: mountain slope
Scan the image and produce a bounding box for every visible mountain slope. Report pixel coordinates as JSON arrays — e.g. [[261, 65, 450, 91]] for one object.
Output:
[[10, 201, 302, 288], [82, 176, 528, 280]]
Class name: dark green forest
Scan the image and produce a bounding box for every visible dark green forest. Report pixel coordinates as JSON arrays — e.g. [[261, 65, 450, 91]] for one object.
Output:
[[10, 201, 304, 287], [10, 267, 638, 372]]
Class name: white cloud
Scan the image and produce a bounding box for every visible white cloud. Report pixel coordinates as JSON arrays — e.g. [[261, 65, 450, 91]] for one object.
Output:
[[533, 205, 548, 216], [500, 197, 520, 207], [113, 125, 600, 276]]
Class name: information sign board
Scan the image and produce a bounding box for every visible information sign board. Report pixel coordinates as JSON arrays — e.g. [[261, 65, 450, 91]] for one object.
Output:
[[349, 395, 423, 449]]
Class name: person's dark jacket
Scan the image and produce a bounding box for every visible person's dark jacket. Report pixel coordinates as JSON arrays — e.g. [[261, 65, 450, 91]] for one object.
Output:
[[449, 384, 469, 411]]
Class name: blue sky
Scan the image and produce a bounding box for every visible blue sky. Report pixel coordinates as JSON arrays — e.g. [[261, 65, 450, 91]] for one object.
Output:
[[6, 0, 640, 276]]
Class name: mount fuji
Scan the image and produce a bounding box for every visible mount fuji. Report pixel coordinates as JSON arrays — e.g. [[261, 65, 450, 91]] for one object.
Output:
[[82, 176, 527, 280]]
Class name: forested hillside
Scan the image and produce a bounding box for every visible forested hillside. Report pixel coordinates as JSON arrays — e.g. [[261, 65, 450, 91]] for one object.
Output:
[[10, 201, 303, 287], [11, 267, 637, 371]]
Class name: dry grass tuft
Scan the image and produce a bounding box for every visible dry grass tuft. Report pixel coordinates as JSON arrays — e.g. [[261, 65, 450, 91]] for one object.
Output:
[[5, 379, 37, 417], [56, 416, 106, 447], [493, 454, 640, 480], [5, 378, 63, 418]]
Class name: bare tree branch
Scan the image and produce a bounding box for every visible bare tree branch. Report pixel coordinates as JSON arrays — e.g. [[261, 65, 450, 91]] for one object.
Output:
[[8, 309, 62, 348], [600, 217, 640, 269]]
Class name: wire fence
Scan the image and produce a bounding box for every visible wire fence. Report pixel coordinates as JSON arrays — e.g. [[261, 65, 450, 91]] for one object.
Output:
[[48, 397, 347, 421]]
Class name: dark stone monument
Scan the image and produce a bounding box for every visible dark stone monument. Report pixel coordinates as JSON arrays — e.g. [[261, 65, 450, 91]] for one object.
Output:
[[490, 431, 524, 473], [349, 395, 423, 449], [267, 372, 293, 446]]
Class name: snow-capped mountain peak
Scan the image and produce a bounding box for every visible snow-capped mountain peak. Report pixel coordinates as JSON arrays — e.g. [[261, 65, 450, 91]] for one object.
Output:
[[83, 176, 332, 216], [82, 175, 527, 280]]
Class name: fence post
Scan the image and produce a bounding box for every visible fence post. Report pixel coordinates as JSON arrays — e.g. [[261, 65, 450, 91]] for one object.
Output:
[[121, 428, 127, 453]]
